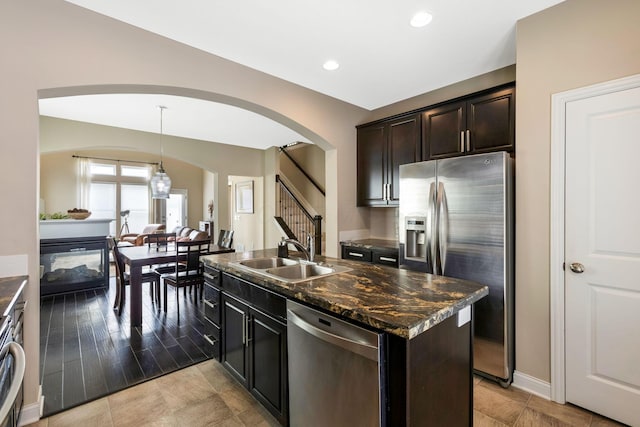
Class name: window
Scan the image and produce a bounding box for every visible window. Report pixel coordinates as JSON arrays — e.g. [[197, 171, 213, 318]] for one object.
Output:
[[83, 160, 153, 236], [121, 165, 150, 179], [89, 182, 117, 235], [89, 163, 116, 176], [121, 184, 149, 233]]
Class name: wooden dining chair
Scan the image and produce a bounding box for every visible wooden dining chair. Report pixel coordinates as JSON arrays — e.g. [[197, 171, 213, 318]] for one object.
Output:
[[146, 232, 176, 250], [160, 240, 209, 316], [147, 232, 181, 278], [109, 237, 161, 314]]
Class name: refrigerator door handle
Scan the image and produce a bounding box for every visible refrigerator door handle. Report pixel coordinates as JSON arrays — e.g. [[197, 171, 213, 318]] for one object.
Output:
[[437, 182, 449, 273], [427, 182, 436, 272]]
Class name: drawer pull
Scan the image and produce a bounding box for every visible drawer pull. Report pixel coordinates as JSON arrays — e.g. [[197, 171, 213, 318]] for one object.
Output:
[[348, 252, 364, 258], [203, 334, 217, 346], [204, 300, 218, 309], [203, 272, 218, 281], [379, 256, 397, 262]]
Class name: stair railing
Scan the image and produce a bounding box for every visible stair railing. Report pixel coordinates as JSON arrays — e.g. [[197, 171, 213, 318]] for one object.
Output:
[[275, 174, 322, 255]]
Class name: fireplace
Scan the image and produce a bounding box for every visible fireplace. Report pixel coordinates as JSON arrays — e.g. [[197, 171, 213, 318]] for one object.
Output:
[[39, 218, 113, 296], [40, 237, 109, 296]]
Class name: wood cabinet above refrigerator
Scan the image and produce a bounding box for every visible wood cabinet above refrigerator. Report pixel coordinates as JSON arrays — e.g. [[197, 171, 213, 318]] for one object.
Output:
[[422, 84, 515, 160]]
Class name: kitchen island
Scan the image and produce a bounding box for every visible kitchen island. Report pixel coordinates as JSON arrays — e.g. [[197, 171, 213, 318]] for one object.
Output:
[[201, 249, 488, 426]]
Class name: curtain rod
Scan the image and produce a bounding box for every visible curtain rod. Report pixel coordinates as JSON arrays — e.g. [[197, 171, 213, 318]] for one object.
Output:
[[71, 154, 159, 166]]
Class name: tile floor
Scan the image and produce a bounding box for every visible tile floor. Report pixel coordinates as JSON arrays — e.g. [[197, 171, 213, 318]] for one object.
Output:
[[26, 362, 626, 427]]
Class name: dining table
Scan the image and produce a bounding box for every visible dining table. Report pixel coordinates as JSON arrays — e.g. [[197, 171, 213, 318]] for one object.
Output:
[[117, 243, 235, 327]]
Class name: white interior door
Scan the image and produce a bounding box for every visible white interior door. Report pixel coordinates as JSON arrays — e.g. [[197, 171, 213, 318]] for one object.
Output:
[[565, 85, 640, 426], [165, 189, 187, 231]]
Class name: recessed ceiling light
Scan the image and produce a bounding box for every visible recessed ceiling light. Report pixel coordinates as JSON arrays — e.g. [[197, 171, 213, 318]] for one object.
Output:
[[410, 11, 433, 28], [323, 60, 340, 71]]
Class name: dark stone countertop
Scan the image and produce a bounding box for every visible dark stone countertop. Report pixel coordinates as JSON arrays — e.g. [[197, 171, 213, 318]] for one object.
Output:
[[0, 275, 27, 317], [201, 249, 487, 339], [340, 238, 399, 252]]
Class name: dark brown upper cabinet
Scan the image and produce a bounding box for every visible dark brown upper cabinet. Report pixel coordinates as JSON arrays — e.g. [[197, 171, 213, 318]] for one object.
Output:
[[422, 85, 515, 160], [357, 114, 421, 206]]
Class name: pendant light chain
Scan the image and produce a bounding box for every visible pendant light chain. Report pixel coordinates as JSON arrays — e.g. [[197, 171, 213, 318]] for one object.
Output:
[[159, 105, 165, 164], [150, 105, 172, 199]]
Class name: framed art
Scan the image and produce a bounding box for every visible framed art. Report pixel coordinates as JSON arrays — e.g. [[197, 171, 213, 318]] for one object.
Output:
[[235, 180, 254, 213]]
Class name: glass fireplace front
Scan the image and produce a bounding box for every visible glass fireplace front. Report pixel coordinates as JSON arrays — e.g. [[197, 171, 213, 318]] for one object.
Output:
[[40, 237, 109, 296]]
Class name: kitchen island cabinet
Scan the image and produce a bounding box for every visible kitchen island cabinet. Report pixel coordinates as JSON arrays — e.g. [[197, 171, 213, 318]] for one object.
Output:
[[205, 267, 289, 425], [202, 249, 487, 426]]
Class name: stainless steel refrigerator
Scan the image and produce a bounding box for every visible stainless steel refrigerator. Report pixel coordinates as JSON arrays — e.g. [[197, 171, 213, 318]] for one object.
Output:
[[399, 151, 514, 384]]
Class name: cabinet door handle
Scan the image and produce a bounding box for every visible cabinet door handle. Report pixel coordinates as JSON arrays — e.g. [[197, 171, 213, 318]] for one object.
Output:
[[242, 314, 247, 345], [203, 334, 217, 346], [379, 256, 397, 262], [348, 252, 364, 257], [245, 315, 252, 346], [204, 300, 217, 309], [460, 131, 465, 152], [466, 129, 470, 151]]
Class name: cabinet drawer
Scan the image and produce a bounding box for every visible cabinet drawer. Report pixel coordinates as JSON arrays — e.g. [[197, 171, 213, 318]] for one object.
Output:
[[222, 273, 287, 322], [341, 246, 373, 262], [204, 266, 221, 286], [373, 250, 399, 267], [203, 283, 221, 324], [203, 317, 221, 360]]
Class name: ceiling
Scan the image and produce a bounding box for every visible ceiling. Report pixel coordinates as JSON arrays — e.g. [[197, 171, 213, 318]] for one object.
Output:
[[41, 0, 564, 150]]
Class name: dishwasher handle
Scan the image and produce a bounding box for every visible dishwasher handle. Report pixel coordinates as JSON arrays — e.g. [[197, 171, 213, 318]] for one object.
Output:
[[287, 309, 379, 362]]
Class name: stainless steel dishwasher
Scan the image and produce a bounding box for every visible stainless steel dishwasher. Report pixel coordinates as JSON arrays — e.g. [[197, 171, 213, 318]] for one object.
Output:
[[287, 300, 383, 427]]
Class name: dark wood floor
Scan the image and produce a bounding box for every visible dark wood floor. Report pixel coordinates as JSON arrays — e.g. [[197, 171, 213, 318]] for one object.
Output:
[[39, 278, 210, 417]]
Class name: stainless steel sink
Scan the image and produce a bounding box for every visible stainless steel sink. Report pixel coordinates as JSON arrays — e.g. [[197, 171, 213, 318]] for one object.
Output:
[[265, 263, 336, 280], [238, 257, 299, 269], [231, 257, 351, 283]]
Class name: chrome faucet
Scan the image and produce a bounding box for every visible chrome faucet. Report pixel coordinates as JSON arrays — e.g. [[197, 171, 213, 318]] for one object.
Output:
[[282, 234, 315, 262]]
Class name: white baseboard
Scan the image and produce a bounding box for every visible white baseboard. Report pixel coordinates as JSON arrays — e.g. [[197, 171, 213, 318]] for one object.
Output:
[[18, 386, 44, 427], [512, 370, 551, 400]]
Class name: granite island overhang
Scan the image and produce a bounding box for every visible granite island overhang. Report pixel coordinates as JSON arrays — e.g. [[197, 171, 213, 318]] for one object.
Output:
[[201, 248, 488, 340]]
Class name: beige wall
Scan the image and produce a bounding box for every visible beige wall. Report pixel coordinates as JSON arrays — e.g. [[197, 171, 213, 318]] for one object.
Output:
[[40, 148, 206, 230], [515, 0, 640, 382], [1, 0, 368, 413]]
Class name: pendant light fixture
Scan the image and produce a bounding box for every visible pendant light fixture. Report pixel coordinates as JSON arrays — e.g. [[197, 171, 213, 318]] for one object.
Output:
[[150, 105, 172, 199]]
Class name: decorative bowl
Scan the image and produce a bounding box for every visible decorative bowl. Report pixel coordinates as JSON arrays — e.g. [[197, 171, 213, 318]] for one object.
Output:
[[68, 211, 91, 220]]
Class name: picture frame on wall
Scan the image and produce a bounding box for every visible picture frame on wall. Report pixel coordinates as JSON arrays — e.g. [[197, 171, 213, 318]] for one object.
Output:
[[235, 180, 254, 214]]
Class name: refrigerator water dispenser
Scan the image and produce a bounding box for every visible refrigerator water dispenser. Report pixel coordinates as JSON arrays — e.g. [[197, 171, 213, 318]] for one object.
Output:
[[405, 216, 426, 261]]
